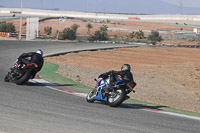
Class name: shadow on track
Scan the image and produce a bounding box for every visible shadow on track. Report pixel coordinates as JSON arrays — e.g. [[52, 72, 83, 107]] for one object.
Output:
[[119, 103, 166, 111], [90, 101, 166, 111], [26, 81, 166, 111], [25, 81, 74, 87]]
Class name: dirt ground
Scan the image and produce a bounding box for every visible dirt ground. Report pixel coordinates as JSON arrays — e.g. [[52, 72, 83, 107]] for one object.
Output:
[[4, 18, 193, 36], [3, 17, 200, 45], [45, 46, 200, 113]]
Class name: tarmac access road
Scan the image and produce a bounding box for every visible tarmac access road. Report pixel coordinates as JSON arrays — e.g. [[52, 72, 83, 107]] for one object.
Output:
[[0, 40, 200, 133]]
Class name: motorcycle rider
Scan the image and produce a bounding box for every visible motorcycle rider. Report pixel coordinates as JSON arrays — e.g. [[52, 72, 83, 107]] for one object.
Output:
[[99, 64, 136, 98], [17, 49, 44, 79]]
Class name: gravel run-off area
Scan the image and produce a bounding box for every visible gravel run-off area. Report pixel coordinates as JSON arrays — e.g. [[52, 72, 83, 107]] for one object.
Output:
[[45, 46, 200, 113]]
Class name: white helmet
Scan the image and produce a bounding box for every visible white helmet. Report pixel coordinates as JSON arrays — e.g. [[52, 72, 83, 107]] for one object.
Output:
[[36, 49, 43, 56]]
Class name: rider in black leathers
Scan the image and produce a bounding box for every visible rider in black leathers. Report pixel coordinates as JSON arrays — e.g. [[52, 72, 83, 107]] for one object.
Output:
[[17, 49, 44, 78], [99, 64, 134, 85], [99, 64, 136, 99]]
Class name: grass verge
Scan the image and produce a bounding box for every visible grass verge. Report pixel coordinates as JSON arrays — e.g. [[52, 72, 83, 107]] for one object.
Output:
[[38, 62, 200, 117], [38, 62, 92, 93]]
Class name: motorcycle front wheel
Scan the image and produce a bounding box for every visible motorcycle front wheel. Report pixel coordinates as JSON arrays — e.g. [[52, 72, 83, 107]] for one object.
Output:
[[108, 88, 126, 107], [16, 70, 31, 85], [4, 74, 10, 82], [86, 89, 97, 103]]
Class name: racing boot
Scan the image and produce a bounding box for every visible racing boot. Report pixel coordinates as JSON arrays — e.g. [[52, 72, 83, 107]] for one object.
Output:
[[124, 95, 130, 100], [102, 87, 110, 99], [4, 73, 10, 82]]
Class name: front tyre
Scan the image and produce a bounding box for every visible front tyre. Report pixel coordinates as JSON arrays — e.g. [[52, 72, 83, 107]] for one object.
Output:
[[15, 70, 31, 85], [86, 89, 97, 103], [108, 88, 126, 107], [4, 74, 10, 82]]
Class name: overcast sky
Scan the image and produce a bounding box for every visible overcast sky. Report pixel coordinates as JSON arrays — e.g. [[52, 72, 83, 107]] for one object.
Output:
[[1, 0, 200, 14]]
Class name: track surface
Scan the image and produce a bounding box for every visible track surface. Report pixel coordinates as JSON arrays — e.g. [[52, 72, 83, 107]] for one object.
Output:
[[0, 40, 200, 133]]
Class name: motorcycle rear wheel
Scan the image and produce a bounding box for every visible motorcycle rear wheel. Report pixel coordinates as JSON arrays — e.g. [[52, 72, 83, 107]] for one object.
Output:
[[108, 88, 126, 107], [86, 89, 96, 103]]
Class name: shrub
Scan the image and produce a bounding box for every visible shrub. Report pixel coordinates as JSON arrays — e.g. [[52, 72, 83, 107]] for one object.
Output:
[[148, 30, 162, 45], [62, 28, 76, 40], [71, 24, 80, 32], [61, 24, 80, 40], [0, 22, 16, 32], [135, 30, 144, 39], [88, 25, 109, 41], [129, 32, 135, 39], [44, 26, 52, 36]]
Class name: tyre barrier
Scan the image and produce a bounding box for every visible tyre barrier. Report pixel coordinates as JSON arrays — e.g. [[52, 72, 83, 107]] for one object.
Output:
[[0, 32, 10, 37], [173, 44, 200, 48], [184, 45, 200, 48], [155, 44, 200, 49]]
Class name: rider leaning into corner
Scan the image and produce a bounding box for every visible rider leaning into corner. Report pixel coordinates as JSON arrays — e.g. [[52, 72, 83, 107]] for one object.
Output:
[[99, 64, 136, 99], [17, 49, 44, 79]]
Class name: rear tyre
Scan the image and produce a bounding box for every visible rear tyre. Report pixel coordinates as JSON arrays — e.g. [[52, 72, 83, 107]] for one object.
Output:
[[86, 89, 96, 103], [16, 71, 31, 85], [108, 88, 126, 107]]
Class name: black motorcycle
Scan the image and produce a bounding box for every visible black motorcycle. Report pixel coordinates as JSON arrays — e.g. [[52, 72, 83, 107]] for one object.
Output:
[[4, 60, 39, 85]]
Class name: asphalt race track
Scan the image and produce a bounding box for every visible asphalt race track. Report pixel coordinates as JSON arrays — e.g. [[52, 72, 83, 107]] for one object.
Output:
[[0, 40, 200, 133]]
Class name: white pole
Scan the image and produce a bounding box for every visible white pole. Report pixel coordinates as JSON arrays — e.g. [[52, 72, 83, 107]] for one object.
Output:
[[56, 17, 65, 39], [19, 0, 23, 40], [56, 22, 61, 40]]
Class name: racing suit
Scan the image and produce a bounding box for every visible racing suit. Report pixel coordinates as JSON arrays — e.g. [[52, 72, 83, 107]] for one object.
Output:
[[18, 52, 44, 78], [99, 70, 135, 98], [99, 70, 134, 87]]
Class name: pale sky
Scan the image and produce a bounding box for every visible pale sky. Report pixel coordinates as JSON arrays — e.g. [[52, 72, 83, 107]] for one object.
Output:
[[1, 0, 200, 14], [162, 0, 200, 8]]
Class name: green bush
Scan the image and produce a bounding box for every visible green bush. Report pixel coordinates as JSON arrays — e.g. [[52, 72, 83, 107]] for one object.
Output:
[[61, 28, 76, 40], [44, 26, 52, 36], [71, 24, 80, 32], [61, 24, 80, 40], [0, 22, 16, 32], [135, 30, 144, 39], [88, 25, 109, 41], [148, 30, 162, 45], [129, 32, 135, 39]]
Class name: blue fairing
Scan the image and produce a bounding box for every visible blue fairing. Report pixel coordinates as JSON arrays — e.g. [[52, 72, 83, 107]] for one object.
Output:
[[94, 89, 107, 101], [94, 78, 124, 101], [94, 78, 108, 101], [115, 80, 123, 85]]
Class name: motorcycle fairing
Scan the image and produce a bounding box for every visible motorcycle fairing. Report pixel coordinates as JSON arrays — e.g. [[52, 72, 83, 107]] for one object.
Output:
[[94, 88, 108, 101]]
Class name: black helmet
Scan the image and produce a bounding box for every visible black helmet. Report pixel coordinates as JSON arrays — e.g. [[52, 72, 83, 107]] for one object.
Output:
[[121, 64, 131, 71]]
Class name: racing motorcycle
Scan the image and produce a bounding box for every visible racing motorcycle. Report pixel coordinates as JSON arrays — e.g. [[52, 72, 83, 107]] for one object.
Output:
[[4, 59, 39, 85], [86, 77, 136, 107]]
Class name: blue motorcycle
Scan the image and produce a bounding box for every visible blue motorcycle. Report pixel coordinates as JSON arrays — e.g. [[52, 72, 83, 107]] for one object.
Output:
[[86, 77, 136, 107]]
